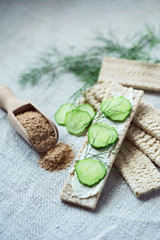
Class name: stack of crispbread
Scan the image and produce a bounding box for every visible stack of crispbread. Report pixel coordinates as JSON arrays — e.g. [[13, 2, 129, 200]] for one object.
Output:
[[60, 57, 160, 209], [77, 82, 160, 198]]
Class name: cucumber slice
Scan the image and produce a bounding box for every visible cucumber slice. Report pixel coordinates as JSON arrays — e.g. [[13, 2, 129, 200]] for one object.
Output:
[[88, 123, 118, 148], [54, 103, 76, 125], [101, 96, 132, 122], [75, 158, 107, 186], [77, 104, 95, 119], [65, 109, 92, 135]]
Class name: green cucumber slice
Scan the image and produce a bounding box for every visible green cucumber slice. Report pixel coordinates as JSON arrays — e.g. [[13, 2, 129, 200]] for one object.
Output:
[[65, 109, 92, 135], [54, 103, 76, 125], [88, 123, 118, 148], [77, 104, 95, 119], [101, 96, 132, 122], [75, 158, 107, 186]]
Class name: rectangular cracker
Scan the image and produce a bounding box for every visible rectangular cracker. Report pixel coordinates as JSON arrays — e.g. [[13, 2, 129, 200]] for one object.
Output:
[[60, 83, 143, 209], [126, 123, 160, 167], [98, 57, 160, 92], [132, 100, 160, 140], [114, 140, 160, 197]]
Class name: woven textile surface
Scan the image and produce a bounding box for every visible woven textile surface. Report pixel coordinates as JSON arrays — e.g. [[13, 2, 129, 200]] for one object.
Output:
[[1, 0, 160, 239]]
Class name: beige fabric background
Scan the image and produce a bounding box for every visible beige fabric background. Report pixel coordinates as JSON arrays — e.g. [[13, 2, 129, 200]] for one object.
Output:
[[0, 0, 160, 239]]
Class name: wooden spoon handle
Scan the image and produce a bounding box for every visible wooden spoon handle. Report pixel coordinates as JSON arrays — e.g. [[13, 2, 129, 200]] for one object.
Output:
[[0, 86, 24, 112]]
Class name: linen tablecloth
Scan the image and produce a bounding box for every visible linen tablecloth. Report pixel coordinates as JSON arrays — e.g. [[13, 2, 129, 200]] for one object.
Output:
[[0, 0, 160, 239]]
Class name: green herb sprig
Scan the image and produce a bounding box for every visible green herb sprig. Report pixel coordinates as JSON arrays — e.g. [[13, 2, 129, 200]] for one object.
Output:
[[19, 26, 160, 102]]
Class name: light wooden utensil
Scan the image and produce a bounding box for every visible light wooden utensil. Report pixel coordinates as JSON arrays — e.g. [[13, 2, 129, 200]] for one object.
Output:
[[0, 86, 59, 152]]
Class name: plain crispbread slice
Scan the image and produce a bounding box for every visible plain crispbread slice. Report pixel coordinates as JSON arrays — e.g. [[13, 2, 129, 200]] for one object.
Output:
[[126, 123, 160, 167], [60, 83, 143, 209], [114, 140, 160, 197], [98, 57, 160, 92], [132, 100, 160, 140]]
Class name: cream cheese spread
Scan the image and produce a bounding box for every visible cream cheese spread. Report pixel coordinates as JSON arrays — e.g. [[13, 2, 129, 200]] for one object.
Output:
[[72, 174, 105, 198]]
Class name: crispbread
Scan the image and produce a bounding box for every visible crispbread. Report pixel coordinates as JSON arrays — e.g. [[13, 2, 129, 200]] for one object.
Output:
[[114, 140, 160, 197], [126, 123, 160, 167], [132, 100, 160, 140], [60, 83, 143, 209], [98, 57, 160, 92]]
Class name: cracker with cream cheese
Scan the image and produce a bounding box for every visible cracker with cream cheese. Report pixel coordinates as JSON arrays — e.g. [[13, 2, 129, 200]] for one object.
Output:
[[60, 83, 143, 209]]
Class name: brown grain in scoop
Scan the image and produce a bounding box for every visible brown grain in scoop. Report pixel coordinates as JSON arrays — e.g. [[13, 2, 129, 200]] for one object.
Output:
[[16, 111, 57, 152]]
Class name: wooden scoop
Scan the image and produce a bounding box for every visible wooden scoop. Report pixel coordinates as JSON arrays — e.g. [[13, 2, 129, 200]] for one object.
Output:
[[0, 86, 59, 152]]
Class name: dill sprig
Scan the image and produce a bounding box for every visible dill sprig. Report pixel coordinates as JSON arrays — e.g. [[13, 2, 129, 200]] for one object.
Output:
[[19, 26, 160, 101]]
